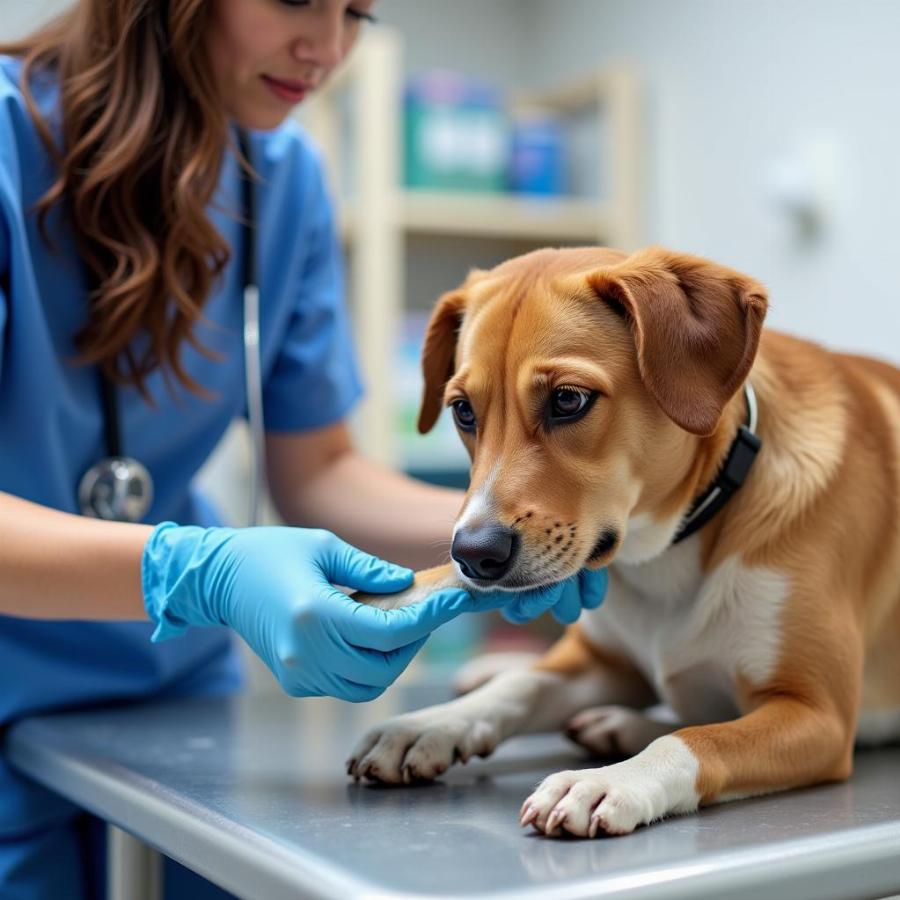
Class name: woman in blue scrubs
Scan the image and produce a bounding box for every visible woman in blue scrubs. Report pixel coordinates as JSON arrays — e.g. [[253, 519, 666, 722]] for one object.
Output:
[[0, 1, 607, 896]]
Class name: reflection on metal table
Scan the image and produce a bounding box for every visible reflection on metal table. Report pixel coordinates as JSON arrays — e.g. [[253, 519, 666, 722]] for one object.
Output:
[[5, 688, 900, 900]]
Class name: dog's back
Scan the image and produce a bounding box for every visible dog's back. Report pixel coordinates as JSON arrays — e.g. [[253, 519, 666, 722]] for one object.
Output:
[[757, 332, 900, 683], [826, 345, 900, 737]]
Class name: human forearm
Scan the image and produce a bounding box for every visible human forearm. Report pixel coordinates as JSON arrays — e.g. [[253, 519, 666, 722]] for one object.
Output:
[[275, 451, 463, 570], [0, 491, 151, 620]]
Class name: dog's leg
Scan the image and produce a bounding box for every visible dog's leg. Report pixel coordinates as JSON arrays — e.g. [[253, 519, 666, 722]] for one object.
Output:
[[522, 623, 862, 837], [347, 625, 656, 784]]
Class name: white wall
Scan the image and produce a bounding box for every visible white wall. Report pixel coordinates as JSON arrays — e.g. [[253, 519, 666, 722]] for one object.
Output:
[[512, 0, 900, 362], [0, 0, 69, 37], [378, 0, 526, 89]]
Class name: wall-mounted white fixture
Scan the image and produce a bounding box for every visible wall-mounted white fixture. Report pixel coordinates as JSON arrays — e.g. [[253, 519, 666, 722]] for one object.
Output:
[[764, 139, 838, 244]]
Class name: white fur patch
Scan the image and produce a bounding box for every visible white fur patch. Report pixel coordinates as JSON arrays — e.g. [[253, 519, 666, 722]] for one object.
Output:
[[521, 734, 700, 836], [691, 555, 790, 686], [617, 512, 684, 565], [454, 463, 499, 535], [581, 546, 790, 724]]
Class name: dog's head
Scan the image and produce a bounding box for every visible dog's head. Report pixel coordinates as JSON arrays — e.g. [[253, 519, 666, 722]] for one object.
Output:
[[419, 246, 768, 590]]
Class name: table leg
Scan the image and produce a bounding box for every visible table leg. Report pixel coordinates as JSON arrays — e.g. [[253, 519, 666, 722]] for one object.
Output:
[[106, 823, 163, 900]]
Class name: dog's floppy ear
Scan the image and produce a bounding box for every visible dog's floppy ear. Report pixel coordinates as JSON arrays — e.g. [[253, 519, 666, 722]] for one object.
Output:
[[588, 247, 768, 435], [417, 289, 469, 434]]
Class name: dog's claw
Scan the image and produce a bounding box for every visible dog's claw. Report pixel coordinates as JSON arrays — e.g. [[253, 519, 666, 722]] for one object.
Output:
[[452, 746, 470, 765], [546, 808, 565, 835], [520, 803, 538, 828]]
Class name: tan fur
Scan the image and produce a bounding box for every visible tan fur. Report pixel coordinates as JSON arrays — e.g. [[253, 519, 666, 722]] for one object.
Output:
[[353, 245, 900, 833]]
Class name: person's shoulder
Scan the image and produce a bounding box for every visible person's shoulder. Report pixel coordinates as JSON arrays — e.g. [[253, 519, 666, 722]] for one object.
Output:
[[0, 54, 23, 87], [0, 54, 58, 140], [0, 55, 28, 110], [250, 118, 327, 187], [0, 57, 40, 188], [0, 54, 57, 105]]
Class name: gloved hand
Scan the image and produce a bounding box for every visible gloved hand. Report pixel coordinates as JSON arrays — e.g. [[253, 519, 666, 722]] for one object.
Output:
[[141, 523, 473, 702], [478, 567, 609, 625]]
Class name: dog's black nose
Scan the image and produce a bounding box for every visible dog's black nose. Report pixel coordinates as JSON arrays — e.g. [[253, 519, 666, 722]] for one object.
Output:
[[451, 523, 519, 581]]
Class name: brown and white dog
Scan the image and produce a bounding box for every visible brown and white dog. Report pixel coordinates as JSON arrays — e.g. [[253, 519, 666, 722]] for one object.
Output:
[[347, 245, 900, 838]]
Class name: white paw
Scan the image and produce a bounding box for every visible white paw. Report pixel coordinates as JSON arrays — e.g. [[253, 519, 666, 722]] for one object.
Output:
[[519, 736, 700, 837], [346, 708, 499, 784], [565, 706, 676, 757]]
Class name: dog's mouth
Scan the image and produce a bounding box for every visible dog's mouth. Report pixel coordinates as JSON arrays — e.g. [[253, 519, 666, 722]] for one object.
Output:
[[456, 566, 559, 593], [588, 527, 620, 562], [456, 525, 621, 593], [458, 572, 530, 592]]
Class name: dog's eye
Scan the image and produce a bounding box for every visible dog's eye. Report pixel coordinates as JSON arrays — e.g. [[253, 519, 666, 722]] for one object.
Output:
[[549, 386, 597, 423], [451, 398, 477, 432]]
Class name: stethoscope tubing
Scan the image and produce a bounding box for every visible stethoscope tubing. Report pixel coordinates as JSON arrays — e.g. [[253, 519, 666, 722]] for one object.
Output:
[[79, 129, 263, 526]]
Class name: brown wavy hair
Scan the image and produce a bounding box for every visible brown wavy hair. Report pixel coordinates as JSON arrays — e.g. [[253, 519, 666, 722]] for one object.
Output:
[[1, 0, 233, 394]]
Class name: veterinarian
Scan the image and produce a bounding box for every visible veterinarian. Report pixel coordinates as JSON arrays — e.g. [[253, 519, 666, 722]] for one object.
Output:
[[0, 1, 608, 897]]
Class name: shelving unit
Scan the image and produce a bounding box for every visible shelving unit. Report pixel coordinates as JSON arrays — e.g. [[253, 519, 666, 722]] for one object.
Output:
[[298, 27, 640, 468], [344, 192, 614, 242]]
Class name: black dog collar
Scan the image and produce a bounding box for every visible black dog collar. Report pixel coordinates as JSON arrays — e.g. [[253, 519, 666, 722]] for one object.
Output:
[[671, 382, 761, 545]]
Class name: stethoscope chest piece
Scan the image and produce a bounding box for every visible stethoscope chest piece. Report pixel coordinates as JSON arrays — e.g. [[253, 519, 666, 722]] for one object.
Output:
[[78, 455, 153, 522]]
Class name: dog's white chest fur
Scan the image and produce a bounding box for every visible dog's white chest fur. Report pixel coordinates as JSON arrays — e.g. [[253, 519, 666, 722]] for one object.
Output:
[[581, 529, 791, 725]]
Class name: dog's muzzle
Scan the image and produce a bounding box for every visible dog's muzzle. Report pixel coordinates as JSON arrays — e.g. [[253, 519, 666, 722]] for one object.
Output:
[[451, 522, 520, 582]]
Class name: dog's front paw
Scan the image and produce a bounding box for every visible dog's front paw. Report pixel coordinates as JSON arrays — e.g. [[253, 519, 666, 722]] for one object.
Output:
[[347, 708, 500, 784], [353, 564, 460, 611], [519, 736, 700, 837], [520, 766, 663, 837]]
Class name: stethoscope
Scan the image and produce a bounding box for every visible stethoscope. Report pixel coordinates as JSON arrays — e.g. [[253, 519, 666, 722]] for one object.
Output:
[[78, 130, 265, 526]]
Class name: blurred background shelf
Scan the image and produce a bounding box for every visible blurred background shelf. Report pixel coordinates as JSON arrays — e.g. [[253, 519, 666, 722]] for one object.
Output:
[[340, 192, 615, 243]]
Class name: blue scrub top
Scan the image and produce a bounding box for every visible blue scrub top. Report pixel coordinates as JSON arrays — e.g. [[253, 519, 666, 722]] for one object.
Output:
[[0, 56, 364, 835]]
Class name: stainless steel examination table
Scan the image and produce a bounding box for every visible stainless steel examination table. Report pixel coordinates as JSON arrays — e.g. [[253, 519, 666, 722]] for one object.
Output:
[[4, 687, 900, 900]]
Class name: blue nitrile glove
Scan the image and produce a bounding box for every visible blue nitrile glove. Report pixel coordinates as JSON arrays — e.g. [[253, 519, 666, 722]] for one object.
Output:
[[141, 523, 473, 702], [478, 567, 609, 625]]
